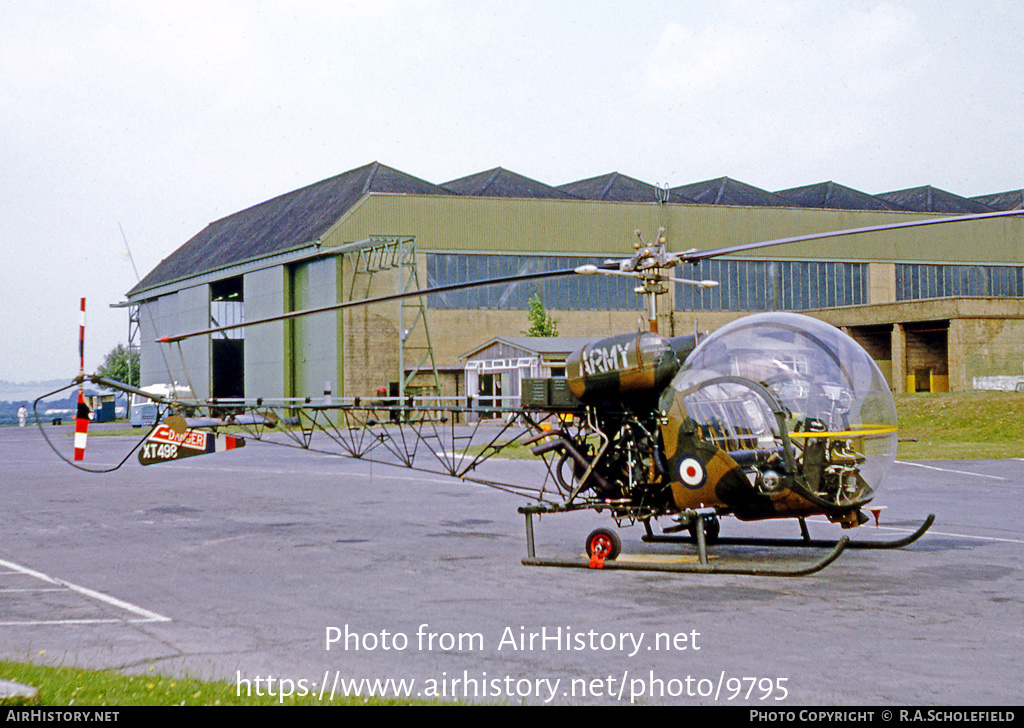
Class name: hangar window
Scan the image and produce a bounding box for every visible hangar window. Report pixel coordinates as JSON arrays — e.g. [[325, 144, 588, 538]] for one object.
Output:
[[210, 277, 244, 339], [426, 254, 868, 313], [426, 254, 644, 311], [896, 264, 1024, 301], [677, 260, 867, 312]]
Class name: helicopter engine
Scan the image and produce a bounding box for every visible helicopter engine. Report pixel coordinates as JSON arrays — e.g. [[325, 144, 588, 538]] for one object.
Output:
[[532, 404, 674, 512]]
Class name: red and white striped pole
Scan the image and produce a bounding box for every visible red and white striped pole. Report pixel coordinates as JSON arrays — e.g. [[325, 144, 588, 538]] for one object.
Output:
[[74, 297, 89, 461]]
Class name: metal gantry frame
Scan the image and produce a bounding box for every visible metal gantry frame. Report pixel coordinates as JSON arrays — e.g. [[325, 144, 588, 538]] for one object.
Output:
[[344, 236, 442, 402]]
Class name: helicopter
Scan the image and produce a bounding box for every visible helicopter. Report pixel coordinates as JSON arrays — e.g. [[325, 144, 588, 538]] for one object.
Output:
[[37, 209, 1024, 575]]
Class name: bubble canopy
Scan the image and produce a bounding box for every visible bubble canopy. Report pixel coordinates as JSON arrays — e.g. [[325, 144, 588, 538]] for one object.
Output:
[[672, 312, 897, 506]]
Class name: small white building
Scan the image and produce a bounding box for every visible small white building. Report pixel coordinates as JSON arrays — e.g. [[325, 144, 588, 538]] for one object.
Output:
[[460, 336, 595, 410]]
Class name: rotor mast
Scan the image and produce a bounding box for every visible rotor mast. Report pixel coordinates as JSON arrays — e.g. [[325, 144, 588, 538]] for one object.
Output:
[[574, 228, 718, 335], [633, 230, 670, 334]]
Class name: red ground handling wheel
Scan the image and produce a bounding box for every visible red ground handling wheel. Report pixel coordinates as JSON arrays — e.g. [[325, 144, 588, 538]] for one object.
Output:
[[585, 528, 622, 562]]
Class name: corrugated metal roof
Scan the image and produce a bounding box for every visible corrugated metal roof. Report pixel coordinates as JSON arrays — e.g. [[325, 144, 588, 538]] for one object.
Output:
[[776, 181, 907, 211], [129, 162, 1024, 299], [128, 162, 454, 296], [671, 177, 794, 207], [558, 172, 694, 203], [972, 190, 1024, 210], [877, 186, 994, 213], [443, 167, 574, 199]]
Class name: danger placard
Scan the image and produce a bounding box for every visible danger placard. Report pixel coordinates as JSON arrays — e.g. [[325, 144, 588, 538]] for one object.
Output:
[[139, 424, 244, 465]]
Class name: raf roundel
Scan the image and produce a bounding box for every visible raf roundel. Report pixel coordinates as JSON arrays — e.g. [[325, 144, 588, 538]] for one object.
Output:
[[678, 456, 707, 489]]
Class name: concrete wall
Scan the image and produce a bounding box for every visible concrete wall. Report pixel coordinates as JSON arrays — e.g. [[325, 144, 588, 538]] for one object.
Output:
[[342, 304, 400, 396], [951, 318, 1024, 391], [869, 263, 896, 304]]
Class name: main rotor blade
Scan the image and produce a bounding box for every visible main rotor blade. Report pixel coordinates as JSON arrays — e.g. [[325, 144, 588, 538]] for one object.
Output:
[[157, 267, 577, 343], [681, 208, 1024, 262]]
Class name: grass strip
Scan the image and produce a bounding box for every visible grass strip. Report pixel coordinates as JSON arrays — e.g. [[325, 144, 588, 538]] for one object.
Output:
[[894, 392, 1024, 460], [0, 660, 437, 706]]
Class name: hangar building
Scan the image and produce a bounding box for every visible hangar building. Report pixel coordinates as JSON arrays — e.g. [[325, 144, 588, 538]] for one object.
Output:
[[125, 162, 1024, 405]]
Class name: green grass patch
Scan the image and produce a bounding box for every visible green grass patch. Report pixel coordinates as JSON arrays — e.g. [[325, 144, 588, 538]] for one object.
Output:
[[895, 391, 1024, 460], [0, 660, 438, 706]]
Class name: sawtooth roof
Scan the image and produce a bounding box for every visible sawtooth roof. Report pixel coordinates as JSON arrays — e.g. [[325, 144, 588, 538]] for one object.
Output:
[[130, 161, 1022, 299], [876, 185, 994, 214], [775, 181, 907, 211], [670, 177, 794, 207], [972, 190, 1024, 210], [128, 162, 453, 296], [558, 172, 694, 203], [442, 167, 574, 199]]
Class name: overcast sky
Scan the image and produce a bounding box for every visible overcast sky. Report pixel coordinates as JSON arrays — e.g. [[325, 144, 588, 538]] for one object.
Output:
[[2, 0, 1023, 384]]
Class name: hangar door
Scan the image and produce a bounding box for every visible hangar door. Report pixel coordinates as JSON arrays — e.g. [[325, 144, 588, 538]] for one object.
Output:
[[210, 277, 244, 400], [288, 258, 339, 399]]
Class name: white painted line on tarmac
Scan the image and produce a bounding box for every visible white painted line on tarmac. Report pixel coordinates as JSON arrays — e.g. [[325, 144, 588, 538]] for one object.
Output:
[[3, 588, 65, 593], [894, 460, 1008, 481], [917, 529, 1024, 545], [0, 557, 171, 625], [806, 518, 1023, 545], [0, 618, 140, 630]]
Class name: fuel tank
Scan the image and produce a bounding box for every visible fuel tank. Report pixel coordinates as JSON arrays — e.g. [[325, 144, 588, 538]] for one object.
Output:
[[566, 332, 684, 405]]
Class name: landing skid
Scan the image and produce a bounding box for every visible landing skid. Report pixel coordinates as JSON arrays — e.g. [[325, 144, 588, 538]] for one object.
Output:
[[641, 514, 935, 550], [517, 505, 849, 577]]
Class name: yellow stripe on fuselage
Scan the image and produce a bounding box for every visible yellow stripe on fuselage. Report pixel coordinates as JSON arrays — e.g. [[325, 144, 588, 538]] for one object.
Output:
[[788, 425, 897, 439]]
